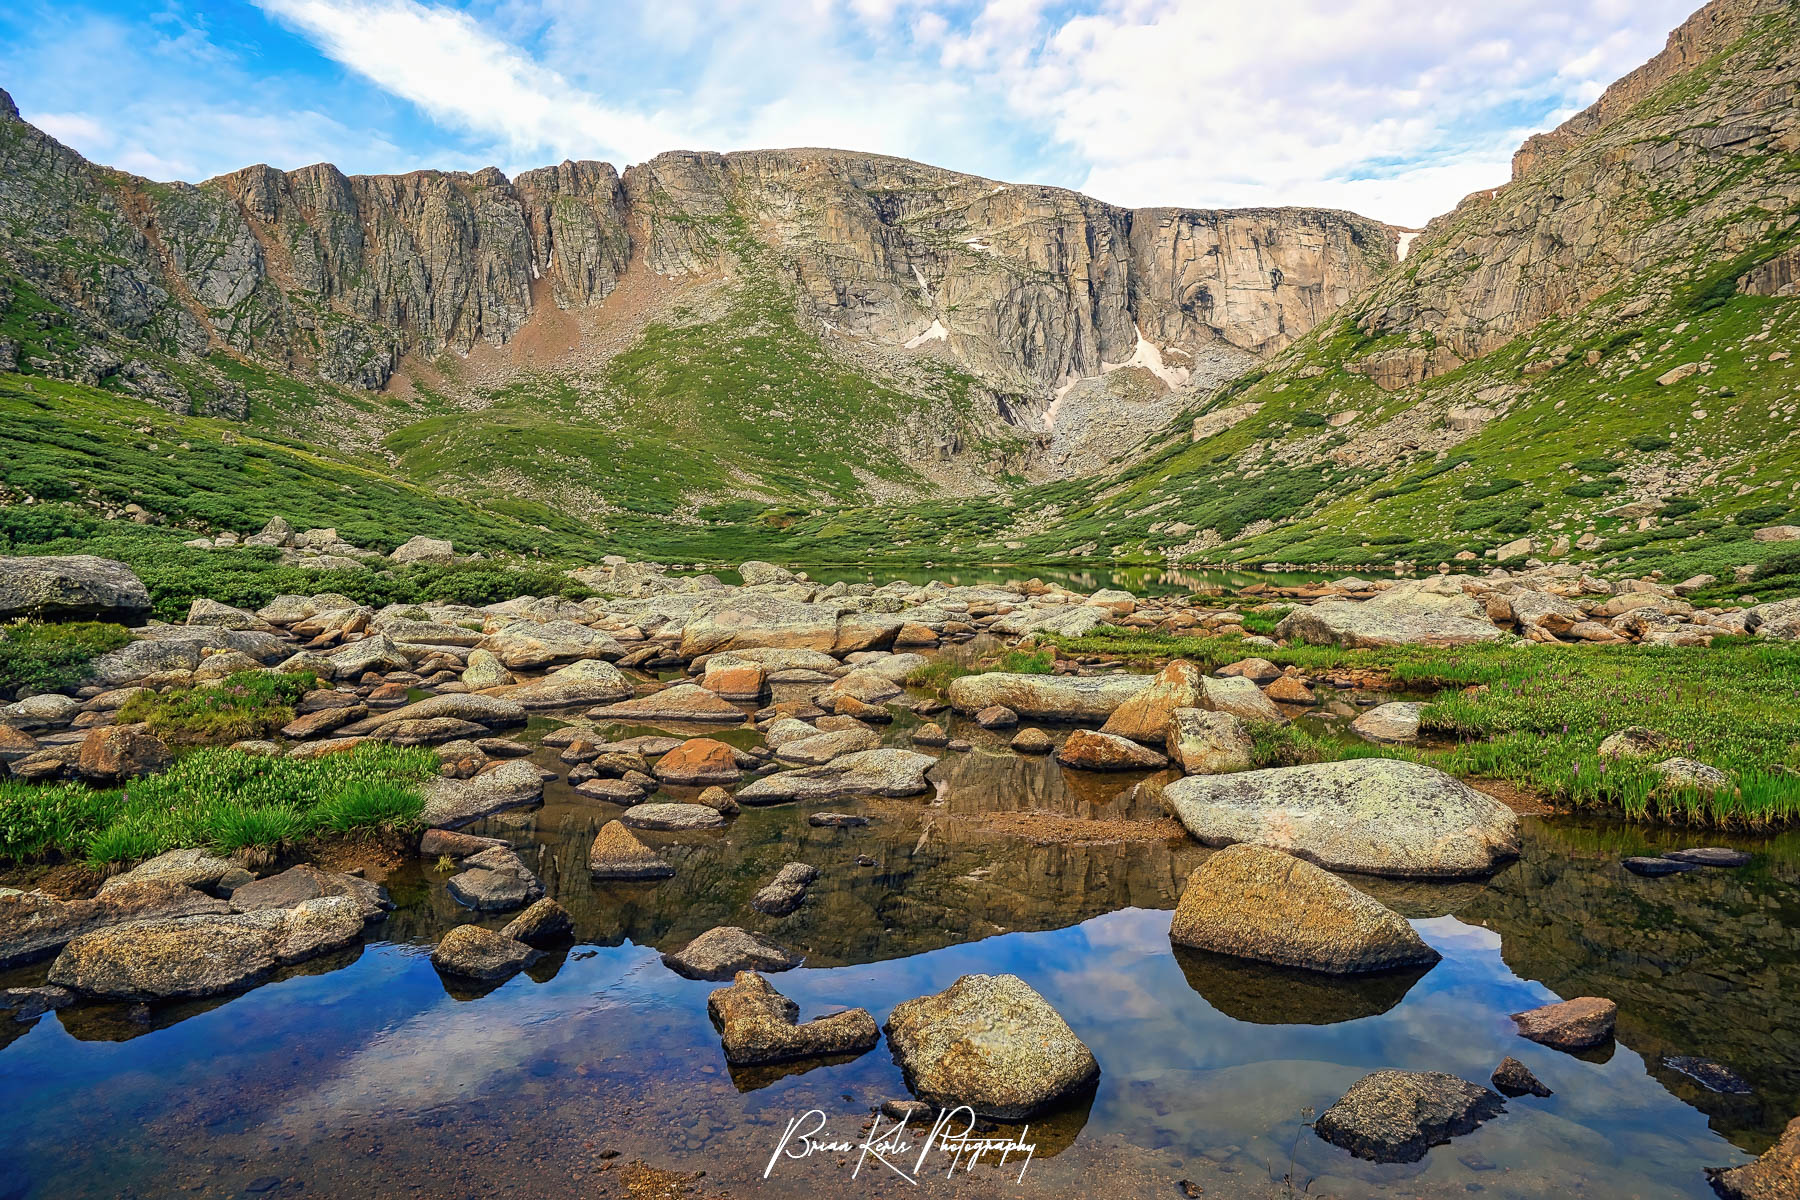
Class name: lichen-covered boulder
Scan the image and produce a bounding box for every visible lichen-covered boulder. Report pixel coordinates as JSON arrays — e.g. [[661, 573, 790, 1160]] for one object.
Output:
[[1169, 844, 1439, 974], [883, 973, 1099, 1120], [0, 555, 150, 622], [1162, 759, 1519, 879]]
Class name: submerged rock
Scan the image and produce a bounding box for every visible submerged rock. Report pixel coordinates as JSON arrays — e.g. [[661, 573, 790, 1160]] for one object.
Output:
[[751, 862, 819, 916], [1624, 856, 1697, 876], [1168, 844, 1439, 974], [884, 973, 1099, 1120], [662, 926, 803, 981], [1314, 1069, 1506, 1163], [708, 970, 879, 1065], [1664, 846, 1752, 868], [431, 924, 531, 982], [1664, 1056, 1751, 1095], [1161, 759, 1519, 879], [1511, 996, 1617, 1051]]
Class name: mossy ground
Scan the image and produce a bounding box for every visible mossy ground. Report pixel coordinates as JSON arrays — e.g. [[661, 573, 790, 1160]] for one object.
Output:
[[1052, 627, 1800, 828]]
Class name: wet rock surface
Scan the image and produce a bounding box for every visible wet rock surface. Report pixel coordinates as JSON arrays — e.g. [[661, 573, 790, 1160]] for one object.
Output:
[[706, 970, 878, 1065], [1314, 1069, 1507, 1163]]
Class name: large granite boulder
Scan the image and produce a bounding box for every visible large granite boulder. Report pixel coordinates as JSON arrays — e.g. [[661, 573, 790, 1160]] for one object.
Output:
[[1168, 844, 1439, 974], [774, 726, 882, 766], [708, 970, 879, 1065], [652, 737, 742, 785], [736, 749, 935, 804], [420, 759, 544, 828], [1161, 759, 1519, 879], [1099, 660, 1204, 742], [619, 803, 727, 831], [1352, 701, 1423, 744], [368, 693, 527, 729], [0, 555, 150, 622], [946, 672, 1152, 722], [662, 926, 803, 980], [1276, 602, 1505, 648], [1314, 1070, 1506, 1163], [884, 973, 1099, 1120], [678, 594, 901, 657], [48, 897, 366, 1000], [227, 863, 390, 920], [98, 848, 251, 896], [1165, 708, 1254, 775]]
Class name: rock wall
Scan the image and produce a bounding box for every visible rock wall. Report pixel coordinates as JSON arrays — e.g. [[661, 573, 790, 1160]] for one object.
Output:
[[0, 90, 1392, 407], [1351, 0, 1800, 390]]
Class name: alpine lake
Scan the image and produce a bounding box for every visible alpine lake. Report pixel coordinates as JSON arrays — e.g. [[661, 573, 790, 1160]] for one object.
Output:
[[3, 643, 1796, 1200]]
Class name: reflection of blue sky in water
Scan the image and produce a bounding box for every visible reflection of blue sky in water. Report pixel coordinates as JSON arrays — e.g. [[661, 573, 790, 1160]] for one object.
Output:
[[0, 906, 1751, 1198]]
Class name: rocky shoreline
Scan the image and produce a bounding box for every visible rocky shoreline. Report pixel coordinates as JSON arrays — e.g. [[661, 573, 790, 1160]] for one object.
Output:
[[3, 547, 1798, 1189]]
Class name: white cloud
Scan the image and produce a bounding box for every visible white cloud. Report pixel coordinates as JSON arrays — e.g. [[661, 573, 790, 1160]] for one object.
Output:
[[940, 0, 1699, 225], [5, 0, 1710, 228], [255, 0, 681, 163]]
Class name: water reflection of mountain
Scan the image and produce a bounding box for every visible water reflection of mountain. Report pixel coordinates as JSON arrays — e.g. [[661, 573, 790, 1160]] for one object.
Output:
[[1463, 818, 1800, 1153]]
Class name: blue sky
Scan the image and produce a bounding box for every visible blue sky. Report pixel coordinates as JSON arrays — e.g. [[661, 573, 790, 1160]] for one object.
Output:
[[0, 0, 1699, 227]]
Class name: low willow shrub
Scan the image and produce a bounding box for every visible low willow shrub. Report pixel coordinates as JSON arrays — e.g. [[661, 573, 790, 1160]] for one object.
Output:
[[116, 670, 316, 744], [0, 743, 437, 866], [0, 621, 131, 696]]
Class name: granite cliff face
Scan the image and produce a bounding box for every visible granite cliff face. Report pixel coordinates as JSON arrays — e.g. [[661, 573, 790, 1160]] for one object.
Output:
[[0, 88, 1391, 420], [1349, 0, 1800, 390]]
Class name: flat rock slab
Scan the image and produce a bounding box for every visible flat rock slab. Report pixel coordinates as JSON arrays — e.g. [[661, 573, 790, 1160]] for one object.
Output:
[[1512, 996, 1617, 1051], [1314, 1069, 1506, 1163], [620, 803, 727, 831], [229, 864, 391, 920], [1162, 759, 1520, 879], [884, 972, 1099, 1120], [421, 760, 544, 828], [1169, 844, 1439, 974], [48, 897, 366, 1000], [1, 881, 233, 970], [99, 848, 251, 896], [1664, 846, 1752, 868], [1624, 856, 1698, 876], [775, 727, 882, 766], [736, 749, 935, 804], [587, 684, 746, 724], [708, 970, 878, 1065], [1277, 602, 1507, 649], [946, 672, 1152, 721], [662, 926, 802, 981]]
